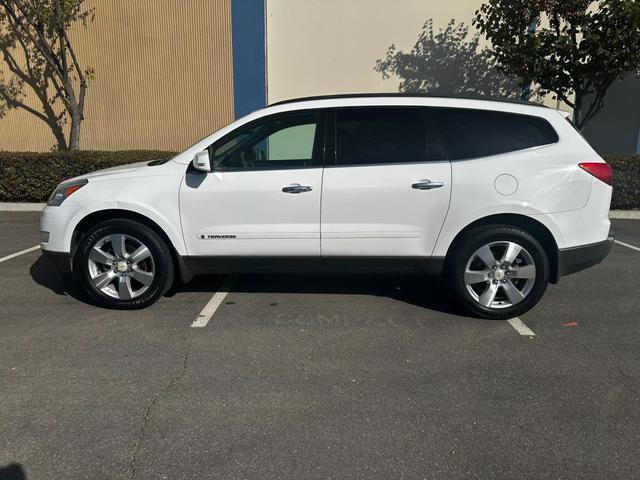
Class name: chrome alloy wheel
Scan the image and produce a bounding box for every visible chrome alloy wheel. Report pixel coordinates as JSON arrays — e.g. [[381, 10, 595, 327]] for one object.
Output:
[[87, 234, 155, 300], [464, 241, 537, 309]]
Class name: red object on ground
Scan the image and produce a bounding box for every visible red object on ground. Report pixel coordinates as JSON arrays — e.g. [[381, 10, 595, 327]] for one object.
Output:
[[563, 322, 578, 327]]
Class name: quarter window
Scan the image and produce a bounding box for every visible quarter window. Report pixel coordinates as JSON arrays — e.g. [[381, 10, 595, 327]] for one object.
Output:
[[430, 108, 559, 160], [211, 112, 322, 170], [335, 108, 427, 166]]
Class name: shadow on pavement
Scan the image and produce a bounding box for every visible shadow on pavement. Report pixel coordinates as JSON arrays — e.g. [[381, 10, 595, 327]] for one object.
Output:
[[31, 254, 467, 317], [0, 464, 26, 480], [29, 255, 95, 305], [174, 273, 467, 317]]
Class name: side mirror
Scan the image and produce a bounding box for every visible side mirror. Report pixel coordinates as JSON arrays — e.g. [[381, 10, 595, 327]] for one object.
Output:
[[192, 150, 212, 172]]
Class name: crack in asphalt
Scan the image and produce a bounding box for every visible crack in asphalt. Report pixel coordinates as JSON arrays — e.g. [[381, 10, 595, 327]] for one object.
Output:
[[617, 367, 640, 395], [128, 335, 191, 479]]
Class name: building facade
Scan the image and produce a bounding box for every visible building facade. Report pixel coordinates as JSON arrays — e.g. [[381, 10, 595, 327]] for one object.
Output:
[[0, 0, 638, 153]]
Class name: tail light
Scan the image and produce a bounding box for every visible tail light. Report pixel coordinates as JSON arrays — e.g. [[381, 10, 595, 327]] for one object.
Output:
[[579, 162, 613, 186]]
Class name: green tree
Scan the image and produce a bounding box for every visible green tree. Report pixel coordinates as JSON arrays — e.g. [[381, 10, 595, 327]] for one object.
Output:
[[474, 0, 640, 129], [0, 0, 94, 150], [375, 19, 519, 99]]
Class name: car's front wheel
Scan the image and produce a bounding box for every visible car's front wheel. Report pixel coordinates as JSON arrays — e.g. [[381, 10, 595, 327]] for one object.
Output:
[[75, 219, 174, 309], [446, 225, 550, 320]]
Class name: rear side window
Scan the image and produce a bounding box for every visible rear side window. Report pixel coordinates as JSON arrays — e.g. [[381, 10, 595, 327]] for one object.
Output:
[[336, 108, 426, 166], [430, 108, 558, 160]]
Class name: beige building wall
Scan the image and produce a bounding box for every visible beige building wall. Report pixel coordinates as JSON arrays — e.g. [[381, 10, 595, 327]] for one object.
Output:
[[266, 0, 485, 103], [0, 0, 234, 152], [266, 0, 562, 109]]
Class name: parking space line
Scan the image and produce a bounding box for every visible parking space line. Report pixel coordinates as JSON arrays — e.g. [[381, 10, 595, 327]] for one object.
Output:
[[0, 245, 40, 263], [507, 317, 536, 336], [191, 275, 238, 328], [615, 240, 640, 253]]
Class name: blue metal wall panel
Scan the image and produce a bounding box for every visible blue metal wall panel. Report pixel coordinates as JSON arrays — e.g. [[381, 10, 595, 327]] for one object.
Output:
[[231, 0, 266, 119]]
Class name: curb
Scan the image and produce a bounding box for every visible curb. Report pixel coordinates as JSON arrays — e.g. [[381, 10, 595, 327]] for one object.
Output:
[[0, 202, 46, 212], [609, 210, 640, 219]]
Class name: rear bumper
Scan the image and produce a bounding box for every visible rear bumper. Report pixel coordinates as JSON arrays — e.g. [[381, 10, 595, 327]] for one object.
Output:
[[42, 250, 73, 273], [557, 231, 614, 279]]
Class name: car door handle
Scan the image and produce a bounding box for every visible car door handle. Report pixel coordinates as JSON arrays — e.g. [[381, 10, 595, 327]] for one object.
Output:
[[412, 179, 444, 190], [282, 183, 313, 194]]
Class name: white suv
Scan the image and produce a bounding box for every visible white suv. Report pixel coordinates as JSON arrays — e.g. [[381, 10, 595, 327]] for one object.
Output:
[[40, 95, 614, 319]]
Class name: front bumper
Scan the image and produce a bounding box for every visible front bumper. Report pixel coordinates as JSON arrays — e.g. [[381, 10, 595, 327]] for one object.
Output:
[[42, 250, 73, 273], [557, 231, 615, 279], [40, 205, 83, 253], [40, 204, 83, 273]]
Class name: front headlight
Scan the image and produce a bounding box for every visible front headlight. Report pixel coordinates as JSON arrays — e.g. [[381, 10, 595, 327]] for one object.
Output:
[[47, 179, 88, 206]]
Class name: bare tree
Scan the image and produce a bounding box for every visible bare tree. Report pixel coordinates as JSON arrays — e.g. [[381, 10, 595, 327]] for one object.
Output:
[[0, 0, 94, 150]]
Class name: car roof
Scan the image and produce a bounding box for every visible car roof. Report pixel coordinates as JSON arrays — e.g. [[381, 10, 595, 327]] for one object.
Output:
[[269, 93, 549, 110], [175, 93, 562, 164]]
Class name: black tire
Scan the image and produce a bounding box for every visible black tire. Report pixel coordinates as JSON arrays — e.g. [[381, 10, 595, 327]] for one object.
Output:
[[445, 225, 549, 320], [75, 219, 174, 309]]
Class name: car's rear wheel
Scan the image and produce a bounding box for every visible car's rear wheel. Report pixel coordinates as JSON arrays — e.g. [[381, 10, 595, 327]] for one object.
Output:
[[75, 219, 174, 309], [446, 225, 549, 320]]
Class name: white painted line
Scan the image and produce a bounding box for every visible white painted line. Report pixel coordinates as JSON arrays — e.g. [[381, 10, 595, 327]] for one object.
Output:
[[190, 275, 238, 328], [615, 240, 640, 252], [508, 317, 536, 337], [0, 245, 40, 263]]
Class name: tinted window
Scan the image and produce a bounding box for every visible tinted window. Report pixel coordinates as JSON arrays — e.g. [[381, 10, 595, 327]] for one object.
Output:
[[336, 108, 426, 166], [211, 112, 322, 170], [431, 108, 558, 160]]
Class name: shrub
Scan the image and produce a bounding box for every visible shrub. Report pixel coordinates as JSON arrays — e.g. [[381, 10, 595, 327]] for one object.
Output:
[[0, 150, 176, 202], [605, 155, 640, 210]]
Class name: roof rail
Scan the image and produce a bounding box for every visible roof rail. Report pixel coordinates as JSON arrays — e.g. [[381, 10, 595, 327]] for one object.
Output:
[[269, 92, 548, 109]]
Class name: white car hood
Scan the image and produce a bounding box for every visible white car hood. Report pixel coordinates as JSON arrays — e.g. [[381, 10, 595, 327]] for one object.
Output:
[[66, 161, 152, 183]]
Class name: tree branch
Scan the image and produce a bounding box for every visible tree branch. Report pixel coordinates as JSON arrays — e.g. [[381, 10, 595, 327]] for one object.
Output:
[[61, 29, 85, 83], [0, 44, 28, 82], [0, 87, 48, 122], [579, 83, 612, 129], [47, 68, 69, 110], [1, 38, 63, 117], [552, 89, 576, 109], [0, 0, 63, 76]]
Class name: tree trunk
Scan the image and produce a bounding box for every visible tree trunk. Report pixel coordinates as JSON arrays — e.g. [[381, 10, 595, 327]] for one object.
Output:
[[573, 90, 583, 129], [68, 111, 81, 150], [51, 122, 68, 150], [65, 78, 87, 151]]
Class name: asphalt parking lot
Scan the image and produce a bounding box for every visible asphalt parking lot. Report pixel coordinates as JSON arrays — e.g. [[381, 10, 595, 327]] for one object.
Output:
[[1, 212, 639, 480]]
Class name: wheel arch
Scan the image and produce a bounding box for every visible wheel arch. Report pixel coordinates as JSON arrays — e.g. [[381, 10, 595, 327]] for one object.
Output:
[[444, 213, 560, 283], [71, 209, 193, 283]]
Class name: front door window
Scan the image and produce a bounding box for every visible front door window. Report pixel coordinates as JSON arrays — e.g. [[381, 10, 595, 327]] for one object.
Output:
[[211, 113, 322, 171]]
